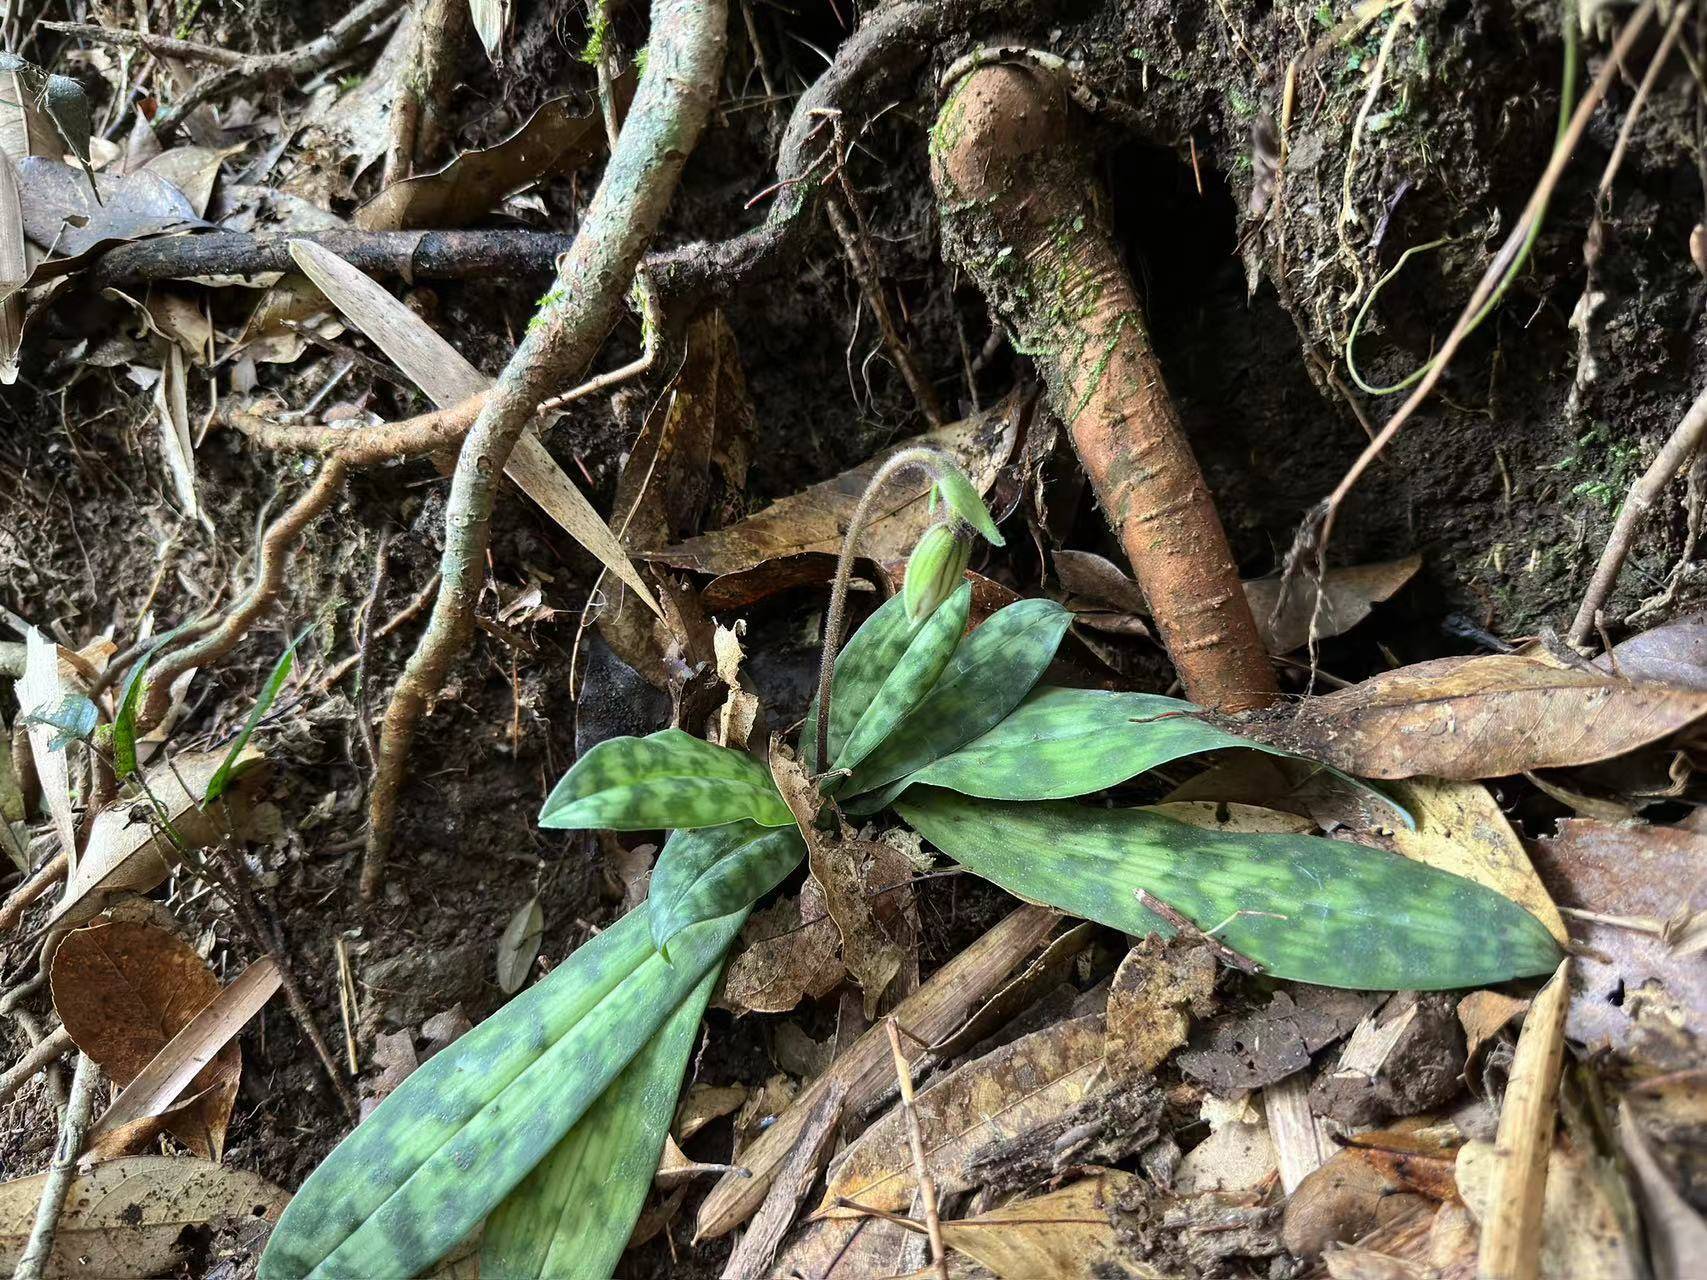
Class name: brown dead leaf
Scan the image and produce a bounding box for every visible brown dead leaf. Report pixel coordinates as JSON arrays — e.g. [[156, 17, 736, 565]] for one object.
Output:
[[937, 1169, 1160, 1279], [1595, 613, 1707, 690], [1529, 818, 1707, 1069], [356, 89, 618, 230], [1050, 551, 1418, 654], [0, 1155, 288, 1277], [771, 742, 910, 1019], [49, 745, 263, 930], [1175, 1096, 1277, 1193], [697, 905, 1060, 1240], [1243, 654, 1707, 780], [0, 150, 24, 384], [361, 1029, 419, 1119], [718, 888, 844, 1016], [50, 920, 242, 1159], [1179, 988, 1379, 1094], [1105, 935, 1218, 1078], [818, 1015, 1108, 1218], [722, 1082, 846, 1280], [1163, 751, 1398, 832], [89, 954, 280, 1158], [653, 400, 1018, 577], [676, 1083, 746, 1143], [1457, 1136, 1640, 1279], [19, 156, 202, 259], [1284, 1127, 1458, 1260]]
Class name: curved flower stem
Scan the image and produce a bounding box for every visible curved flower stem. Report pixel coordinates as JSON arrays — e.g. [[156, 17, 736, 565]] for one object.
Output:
[[814, 446, 958, 774], [359, 0, 729, 900]]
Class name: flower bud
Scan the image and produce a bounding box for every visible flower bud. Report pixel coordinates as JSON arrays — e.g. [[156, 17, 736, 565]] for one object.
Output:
[[903, 522, 973, 622]]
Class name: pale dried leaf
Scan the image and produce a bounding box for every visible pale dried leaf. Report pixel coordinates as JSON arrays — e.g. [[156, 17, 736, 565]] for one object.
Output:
[[154, 343, 199, 520], [287, 239, 659, 612], [0, 151, 24, 383], [0, 1156, 289, 1276], [18, 627, 79, 860], [937, 1170, 1161, 1279], [1458, 1134, 1640, 1280]]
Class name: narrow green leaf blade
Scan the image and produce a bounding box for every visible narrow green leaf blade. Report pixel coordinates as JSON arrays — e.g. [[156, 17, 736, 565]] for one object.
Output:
[[835, 580, 970, 773], [844, 599, 1072, 799], [800, 592, 924, 771], [895, 790, 1560, 990], [258, 902, 747, 1280], [480, 962, 720, 1280], [205, 628, 304, 805], [540, 730, 791, 831], [111, 621, 197, 780], [649, 820, 807, 956]]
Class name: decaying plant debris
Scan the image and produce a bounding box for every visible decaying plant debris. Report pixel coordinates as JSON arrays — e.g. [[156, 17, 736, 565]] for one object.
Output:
[[2, 0, 1707, 1277]]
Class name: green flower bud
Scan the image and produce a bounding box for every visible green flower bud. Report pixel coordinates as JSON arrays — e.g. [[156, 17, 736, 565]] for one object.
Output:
[[904, 521, 973, 622]]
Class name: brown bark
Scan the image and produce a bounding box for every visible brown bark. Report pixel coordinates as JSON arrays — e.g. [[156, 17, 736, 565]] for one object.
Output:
[[931, 64, 1277, 713]]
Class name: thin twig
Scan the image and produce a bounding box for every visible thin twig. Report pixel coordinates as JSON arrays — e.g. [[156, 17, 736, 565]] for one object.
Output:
[[885, 1019, 948, 1280], [360, 0, 730, 899], [0, 853, 66, 935], [0, 1026, 72, 1107], [11, 1051, 96, 1280], [1569, 381, 1707, 646], [315, 572, 441, 693], [40, 21, 245, 65]]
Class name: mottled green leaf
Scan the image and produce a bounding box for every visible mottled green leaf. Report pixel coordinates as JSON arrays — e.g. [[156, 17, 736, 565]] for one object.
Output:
[[540, 730, 791, 831], [649, 820, 807, 957], [836, 580, 969, 773], [22, 693, 96, 750], [205, 628, 304, 806], [844, 599, 1073, 800], [895, 790, 1561, 991], [800, 592, 924, 772], [258, 902, 747, 1280], [481, 963, 719, 1279]]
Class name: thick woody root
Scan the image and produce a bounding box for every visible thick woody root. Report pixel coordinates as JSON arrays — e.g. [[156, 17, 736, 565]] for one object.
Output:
[[931, 64, 1276, 713]]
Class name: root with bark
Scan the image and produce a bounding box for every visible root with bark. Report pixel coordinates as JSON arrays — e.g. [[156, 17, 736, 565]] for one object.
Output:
[[930, 61, 1277, 714]]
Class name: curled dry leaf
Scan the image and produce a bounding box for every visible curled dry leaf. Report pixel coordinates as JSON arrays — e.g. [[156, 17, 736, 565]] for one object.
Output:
[[0, 1155, 289, 1278], [50, 920, 245, 1160], [0, 150, 24, 383], [1530, 818, 1707, 1069], [771, 746, 909, 1019], [356, 89, 619, 230], [18, 156, 203, 259], [652, 400, 1018, 578], [818, 1014, 1108, 1219], [1283, 1125, 1459, 1260], [1241, 654, 1707, 780]]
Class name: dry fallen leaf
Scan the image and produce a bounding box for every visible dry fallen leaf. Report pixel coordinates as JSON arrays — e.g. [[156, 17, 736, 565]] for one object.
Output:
[[1457, 1135, 1640, 1279], [718, 887, 845, 1016], [1179, 987, 1379, 1094], [1175, 1096, 1277, 1193], [1530, 818, 1707, 1069], [772, 744, 909, 1019], [18, 627, 82, 861], [653, 401, 1017, 578], [494, 895, 544, 995], [286, 239, 659, 613], [19, 156, 202, 259], [697, 905, 1059, 1241], [49, 745, 263, 930], [0, 150, 24, 384], [936, 1169, 1159, 1279], [1104, 935, 1218, 1078], [0, 1155, 289, 1276], [356, 89, 617, 230], [1595, 613, 1707, 690], [89, 955, 281, 1157], [1241, 654, 1707, 780], [153, 341, 199, 521], [818, 1014, 1108, 1218], [50, 919, 244, 1159]]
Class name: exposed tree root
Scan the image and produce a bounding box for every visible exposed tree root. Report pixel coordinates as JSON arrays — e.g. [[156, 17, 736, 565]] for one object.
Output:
[[136, 459, 348, 733], [0, 851, 65, 934], [358, 0, 730, 899], [931, 62, 1277, 714], [0, 1025, 72, 1107], [12, 1051, 96, 1280], [88, 229, 575, 292], [227, 397, 483, 465]]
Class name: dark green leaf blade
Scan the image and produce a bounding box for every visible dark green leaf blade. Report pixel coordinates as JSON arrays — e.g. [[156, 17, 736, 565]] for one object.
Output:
[[111, 622, 198, 780], [205, 628, 306, 805], [258, 902, 747, 1280], [540, 729, 791, 831], [835, 580, 970, 773], [844, 599, 1072, 799], [895, 790, 1560, 990], [481, 962, 720, 1279], [649, 821, 807, 956], [800, 592, 923, 772]]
